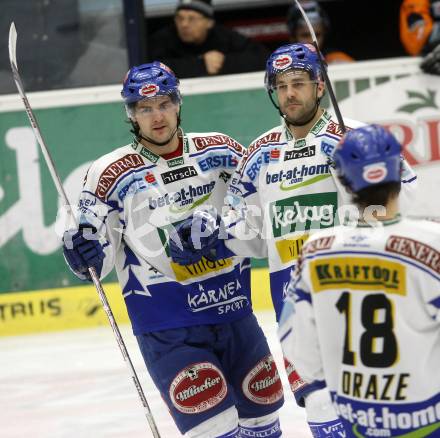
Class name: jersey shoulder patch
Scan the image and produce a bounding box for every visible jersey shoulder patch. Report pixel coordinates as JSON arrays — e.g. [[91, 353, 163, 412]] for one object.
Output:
[[385, 233, 440, 276], [90, 147, 145, 200], [189, 132, 244, 156], [248, 130, 282, 151], [238, 128, 283, 175], [303, 234, 336, 256]]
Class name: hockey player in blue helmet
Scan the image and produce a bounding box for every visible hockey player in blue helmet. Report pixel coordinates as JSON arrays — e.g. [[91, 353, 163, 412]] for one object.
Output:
[[62, 61, 285, 437], [265, 43, 325, 128], [334, 124, 402, 198], [121, 61, 182, 147], [279, 125, 440, 438]]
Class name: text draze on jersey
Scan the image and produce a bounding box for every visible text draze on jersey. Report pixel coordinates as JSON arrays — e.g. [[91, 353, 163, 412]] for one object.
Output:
[[95, 154, 144, 199], [271, 192, 338, 238]]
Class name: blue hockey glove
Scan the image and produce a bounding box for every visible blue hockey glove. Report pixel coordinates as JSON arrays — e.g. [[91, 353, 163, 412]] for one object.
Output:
[[62, 224, 105, 281], [169, 211, 234, 265]]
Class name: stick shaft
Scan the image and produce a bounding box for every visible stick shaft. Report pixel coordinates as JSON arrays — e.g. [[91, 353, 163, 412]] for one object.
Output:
[[8, 22, 161, 438], [293, 0, 346, 133]]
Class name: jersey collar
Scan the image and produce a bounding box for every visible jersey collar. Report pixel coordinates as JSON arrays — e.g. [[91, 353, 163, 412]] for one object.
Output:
[[132, 128, 189, 168], [283, 109, 331, 148], [349, 213, 402, 228]]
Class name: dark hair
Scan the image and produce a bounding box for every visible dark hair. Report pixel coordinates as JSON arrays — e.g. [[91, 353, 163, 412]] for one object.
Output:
[[126, 102, 140, 138], [351, 182, 401, 209]]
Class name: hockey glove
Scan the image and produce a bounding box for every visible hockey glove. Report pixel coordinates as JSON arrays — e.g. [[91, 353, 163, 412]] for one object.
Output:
[[62, 224, 106, 281], [420, 43, 440, 75], [169, 211, 234, 265], [305, 388, 346, 438]]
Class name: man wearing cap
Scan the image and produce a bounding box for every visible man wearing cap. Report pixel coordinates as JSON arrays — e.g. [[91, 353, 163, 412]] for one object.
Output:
[[149, 0, 268, 78]]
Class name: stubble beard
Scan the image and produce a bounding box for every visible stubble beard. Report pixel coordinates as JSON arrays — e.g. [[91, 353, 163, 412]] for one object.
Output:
[[283, 99, 318, 126]]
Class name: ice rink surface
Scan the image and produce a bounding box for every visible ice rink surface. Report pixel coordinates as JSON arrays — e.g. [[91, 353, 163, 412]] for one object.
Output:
[[0, 311, 311, 438]]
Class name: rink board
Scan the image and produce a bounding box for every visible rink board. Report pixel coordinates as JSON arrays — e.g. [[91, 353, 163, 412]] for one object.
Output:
[[2, 58, 440, 336], [0, 267, 272, 337]]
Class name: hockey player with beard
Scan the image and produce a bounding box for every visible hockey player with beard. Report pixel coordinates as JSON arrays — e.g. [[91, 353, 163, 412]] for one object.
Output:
[[61, 61, 284, 438], [279, 124, 440, 437], [169, 43, 417, 436]]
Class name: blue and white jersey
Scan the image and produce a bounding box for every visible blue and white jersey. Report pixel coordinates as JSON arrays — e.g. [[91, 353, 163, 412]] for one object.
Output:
[[76, 131, 252, 334], [224, 110, 417, 319], [279, 216, 440, 437]]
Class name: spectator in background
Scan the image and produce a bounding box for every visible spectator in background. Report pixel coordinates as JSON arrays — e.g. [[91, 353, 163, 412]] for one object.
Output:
[[148, 0, 269, 78], [286, 0, 354, 64], [400, 0, 440, 74], [400, 0, 440, 55]]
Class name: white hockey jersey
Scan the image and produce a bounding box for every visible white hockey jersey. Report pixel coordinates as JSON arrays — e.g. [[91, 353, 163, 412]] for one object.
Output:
[[75, 131, 252, 334], [224, 110, 417, 319], [279, 216, 440, 437]]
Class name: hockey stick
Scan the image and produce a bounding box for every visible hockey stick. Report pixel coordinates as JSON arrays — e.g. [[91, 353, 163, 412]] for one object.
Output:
[[293, 0, 346, 133], [8, 22, 161, 438]]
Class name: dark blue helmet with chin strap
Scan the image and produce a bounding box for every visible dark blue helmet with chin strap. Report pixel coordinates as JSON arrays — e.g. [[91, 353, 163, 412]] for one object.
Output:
[[265, 43, 326, 125], [121, 61, 182, 146], [121, 61, 181, 106], [334, 124, 402, 193]]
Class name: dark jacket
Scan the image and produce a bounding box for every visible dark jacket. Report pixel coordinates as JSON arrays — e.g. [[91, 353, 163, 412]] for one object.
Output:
[[148, 24, 269, 78]]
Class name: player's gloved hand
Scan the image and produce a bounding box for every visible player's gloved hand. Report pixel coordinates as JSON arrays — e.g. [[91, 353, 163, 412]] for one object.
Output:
[[169, 211, 234, 265], [305, 388, 346, 438], [420, 43, 440, 75], [62, 224, 106, 281]]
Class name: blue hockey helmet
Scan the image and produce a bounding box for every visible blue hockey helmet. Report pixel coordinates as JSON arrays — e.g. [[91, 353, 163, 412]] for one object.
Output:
[[265, 43, 324, 92], [334, 125, 402, 192], [121, 61, 181, 105]]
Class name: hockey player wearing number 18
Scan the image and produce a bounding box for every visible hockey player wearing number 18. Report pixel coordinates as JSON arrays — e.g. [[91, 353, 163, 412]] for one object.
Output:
[[279, 125, 440, 437], [61, 62, 284, 437]]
